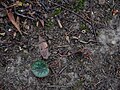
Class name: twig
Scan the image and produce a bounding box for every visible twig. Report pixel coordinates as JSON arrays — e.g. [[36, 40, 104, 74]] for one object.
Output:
[[55, 16, 63, 28], [37, 0, 49, 12], [14, 8, 35, 20], [57, 45, 70, 48], [78, 40, 97, 44], [58, 65, 67, 75]]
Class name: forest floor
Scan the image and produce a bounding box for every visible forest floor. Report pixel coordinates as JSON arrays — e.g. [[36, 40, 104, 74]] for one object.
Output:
[[0, 0, 120, 90]]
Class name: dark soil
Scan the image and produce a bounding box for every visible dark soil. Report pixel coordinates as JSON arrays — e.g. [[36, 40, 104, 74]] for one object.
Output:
[[0, 0, 120, 90]]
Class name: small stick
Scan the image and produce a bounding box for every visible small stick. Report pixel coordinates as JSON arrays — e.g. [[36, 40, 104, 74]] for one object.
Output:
[[14, 9, 35, 20], [58, 65, 67, 75], [56, 16, 63, 28]]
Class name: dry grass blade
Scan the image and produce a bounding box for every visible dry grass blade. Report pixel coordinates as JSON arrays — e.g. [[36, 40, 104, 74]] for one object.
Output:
[[7, 9, 22, 34], [39, 36, 50, 59], [57, 18, 62, 28]]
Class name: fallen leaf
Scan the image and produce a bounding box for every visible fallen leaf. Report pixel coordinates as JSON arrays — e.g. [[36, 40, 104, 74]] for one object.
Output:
[[31, 60, 49, 78], [39, 36, 50, 59], [7, 9, 22, 34]]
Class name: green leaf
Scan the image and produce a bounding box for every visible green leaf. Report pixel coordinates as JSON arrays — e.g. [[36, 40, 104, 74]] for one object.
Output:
[[31, 60, 49, 78]]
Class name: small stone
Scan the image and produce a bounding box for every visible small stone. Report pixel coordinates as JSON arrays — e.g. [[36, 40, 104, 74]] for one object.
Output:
[[8, 28, 12, 32], [111, 40, 116, 44]]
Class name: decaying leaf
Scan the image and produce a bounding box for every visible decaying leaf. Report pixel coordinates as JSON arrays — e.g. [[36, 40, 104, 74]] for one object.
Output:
[[39, 36, 50, 59], [7, 9, 22, 34]]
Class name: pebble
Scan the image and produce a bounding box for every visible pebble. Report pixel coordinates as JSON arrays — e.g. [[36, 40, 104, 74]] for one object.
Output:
[[111, 40, 116, 45]]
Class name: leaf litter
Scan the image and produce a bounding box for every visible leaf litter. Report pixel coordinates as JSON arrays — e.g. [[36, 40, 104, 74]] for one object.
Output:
[[39, 36, 50, 59], [0, 0, 120, 90], [7, 9, 22, 34]]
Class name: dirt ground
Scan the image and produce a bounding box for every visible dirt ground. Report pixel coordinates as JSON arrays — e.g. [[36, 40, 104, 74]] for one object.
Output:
[[0, 0, 120, 90]]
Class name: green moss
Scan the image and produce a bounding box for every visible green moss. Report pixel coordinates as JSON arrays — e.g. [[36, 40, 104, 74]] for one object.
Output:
[[80, 23, 86, 29], [45, 18, 54, 28], [73, 0, 85, 12], [80, 23, 89, 32], [53, 8, 62, 16]]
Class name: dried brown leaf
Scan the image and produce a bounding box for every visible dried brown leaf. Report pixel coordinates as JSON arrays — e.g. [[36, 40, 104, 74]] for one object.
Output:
[[7, 9, 22, 34], [39, 36, 50, 59]]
